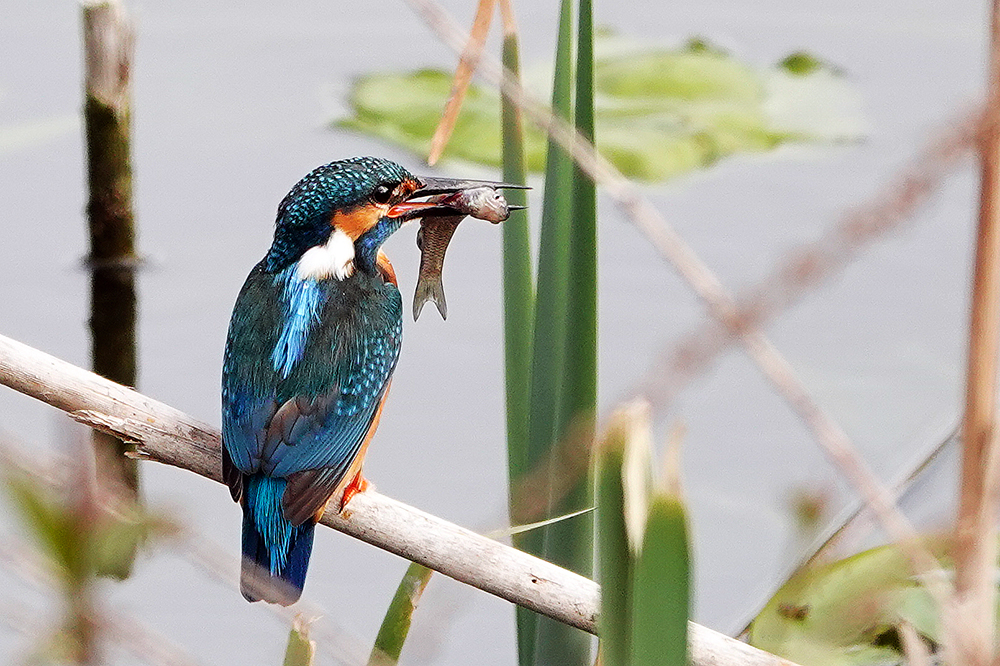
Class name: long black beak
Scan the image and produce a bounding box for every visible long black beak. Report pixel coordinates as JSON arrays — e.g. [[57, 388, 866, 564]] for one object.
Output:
[[387, 176, 529, 220], [414, 176, 529, 196]]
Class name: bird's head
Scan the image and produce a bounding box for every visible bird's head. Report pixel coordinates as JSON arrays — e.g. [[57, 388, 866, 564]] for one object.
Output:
[[263, 156, 512, 278]]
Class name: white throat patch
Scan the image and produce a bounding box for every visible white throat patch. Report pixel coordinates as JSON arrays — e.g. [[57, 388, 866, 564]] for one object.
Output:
[[296, 229, 355, 281]]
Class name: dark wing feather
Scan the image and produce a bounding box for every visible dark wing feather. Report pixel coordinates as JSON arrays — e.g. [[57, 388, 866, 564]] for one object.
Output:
[[283, 468, 344, 526], [221, 444, 243, 502]]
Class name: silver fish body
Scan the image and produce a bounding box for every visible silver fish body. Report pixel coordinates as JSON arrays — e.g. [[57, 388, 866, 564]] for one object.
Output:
[[412, 186, 513, 321]]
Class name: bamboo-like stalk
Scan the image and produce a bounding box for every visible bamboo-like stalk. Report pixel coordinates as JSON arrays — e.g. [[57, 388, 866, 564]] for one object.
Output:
[[952, 1, 1000, 662], [0, 332, 799, 666], [82, 0, 140, 515]]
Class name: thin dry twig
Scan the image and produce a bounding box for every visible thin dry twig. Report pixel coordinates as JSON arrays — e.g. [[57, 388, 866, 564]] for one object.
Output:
[[636, 111, 978, 411], [403, 0, 948, 604], [427, 0, 496, 165]]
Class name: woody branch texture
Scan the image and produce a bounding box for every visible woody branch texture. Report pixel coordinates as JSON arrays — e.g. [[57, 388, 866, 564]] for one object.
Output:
[[0, 332, 796, 666]]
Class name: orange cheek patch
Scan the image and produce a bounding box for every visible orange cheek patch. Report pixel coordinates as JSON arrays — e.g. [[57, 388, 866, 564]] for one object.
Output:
[[332, 205, 384, 241]]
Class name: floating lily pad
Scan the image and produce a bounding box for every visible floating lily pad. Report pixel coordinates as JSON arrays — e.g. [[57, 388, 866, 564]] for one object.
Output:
[[334, 37, 864, 182]]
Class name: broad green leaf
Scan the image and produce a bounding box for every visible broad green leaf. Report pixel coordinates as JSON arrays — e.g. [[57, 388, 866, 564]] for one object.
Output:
[[535, 1, 597, 664], [369, 562, 434, 666], [594, 48, 761, 101], [531, 1, 595, 664], [748, 540, 960, 666]]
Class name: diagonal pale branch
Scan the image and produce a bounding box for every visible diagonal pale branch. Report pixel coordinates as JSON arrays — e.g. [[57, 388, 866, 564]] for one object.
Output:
[[0, 332, 795, 666]]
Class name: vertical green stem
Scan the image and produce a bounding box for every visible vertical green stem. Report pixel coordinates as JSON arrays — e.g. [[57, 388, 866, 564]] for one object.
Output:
[[529, 0, 585, 663], [536, 0, 597, 659], [500, 12, 533, 507], [369, 563, 434, 666], [500, 9, 539, 665]]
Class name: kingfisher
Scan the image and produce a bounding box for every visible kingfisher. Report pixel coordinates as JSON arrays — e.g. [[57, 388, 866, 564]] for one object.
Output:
[[221, 156, 503, 604]]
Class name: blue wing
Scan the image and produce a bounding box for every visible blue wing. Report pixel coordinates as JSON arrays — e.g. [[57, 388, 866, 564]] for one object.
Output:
[[222, 262, 402, 523]]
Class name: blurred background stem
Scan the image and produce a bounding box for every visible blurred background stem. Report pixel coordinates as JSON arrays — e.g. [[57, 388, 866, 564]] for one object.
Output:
[[83, 0, 141, 532]]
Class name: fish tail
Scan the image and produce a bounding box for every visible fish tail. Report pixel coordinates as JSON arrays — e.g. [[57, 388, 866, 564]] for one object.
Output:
[[240, 475, 315, 605], [413, 276, 448, 321]]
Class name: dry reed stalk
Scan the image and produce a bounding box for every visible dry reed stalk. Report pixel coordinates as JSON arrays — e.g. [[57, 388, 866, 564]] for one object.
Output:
[[951, 2, 1000, 663], [83, 0, 141, 514], [427, 0, 496, 165]]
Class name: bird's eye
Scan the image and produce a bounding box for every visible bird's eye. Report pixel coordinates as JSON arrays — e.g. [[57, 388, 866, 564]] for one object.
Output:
[[371, 183, 396, 205]]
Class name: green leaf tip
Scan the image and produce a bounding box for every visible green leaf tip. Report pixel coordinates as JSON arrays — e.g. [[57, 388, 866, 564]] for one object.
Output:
[[369, 562, 434, 666], [631, 495, 691, 666], [283, 615, 317, 666]]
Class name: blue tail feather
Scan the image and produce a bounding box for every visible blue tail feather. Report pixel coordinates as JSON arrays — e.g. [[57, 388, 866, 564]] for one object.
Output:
[[240, 475, 315, 605]]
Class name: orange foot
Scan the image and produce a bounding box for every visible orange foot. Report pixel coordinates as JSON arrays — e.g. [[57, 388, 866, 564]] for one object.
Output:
[[339, 471, 370, 512]]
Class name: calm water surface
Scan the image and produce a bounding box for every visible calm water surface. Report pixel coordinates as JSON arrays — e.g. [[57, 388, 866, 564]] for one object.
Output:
[[0, 0, 987, 663]]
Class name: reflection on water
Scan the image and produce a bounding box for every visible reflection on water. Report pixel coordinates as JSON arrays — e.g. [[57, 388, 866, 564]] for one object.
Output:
[[0, 0, 985, 664]]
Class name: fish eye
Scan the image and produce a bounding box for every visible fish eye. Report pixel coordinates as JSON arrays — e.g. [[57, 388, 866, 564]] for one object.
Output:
[[371, 182, 397, 205]]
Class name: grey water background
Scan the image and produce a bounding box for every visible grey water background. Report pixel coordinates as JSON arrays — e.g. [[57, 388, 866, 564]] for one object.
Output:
[[0, 0, 986, 663]]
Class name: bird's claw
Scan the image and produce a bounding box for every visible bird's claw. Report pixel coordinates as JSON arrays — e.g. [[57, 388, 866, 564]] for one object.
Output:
[[339, 472, 370, 513]]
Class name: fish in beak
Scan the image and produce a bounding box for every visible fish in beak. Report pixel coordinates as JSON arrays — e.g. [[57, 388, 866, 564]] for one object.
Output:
[[410, 181, 527, 320], [387, 176, 527, 221]]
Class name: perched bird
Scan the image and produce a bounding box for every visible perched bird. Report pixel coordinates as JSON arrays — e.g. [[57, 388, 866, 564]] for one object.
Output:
[[221, 156, 503, 604]]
